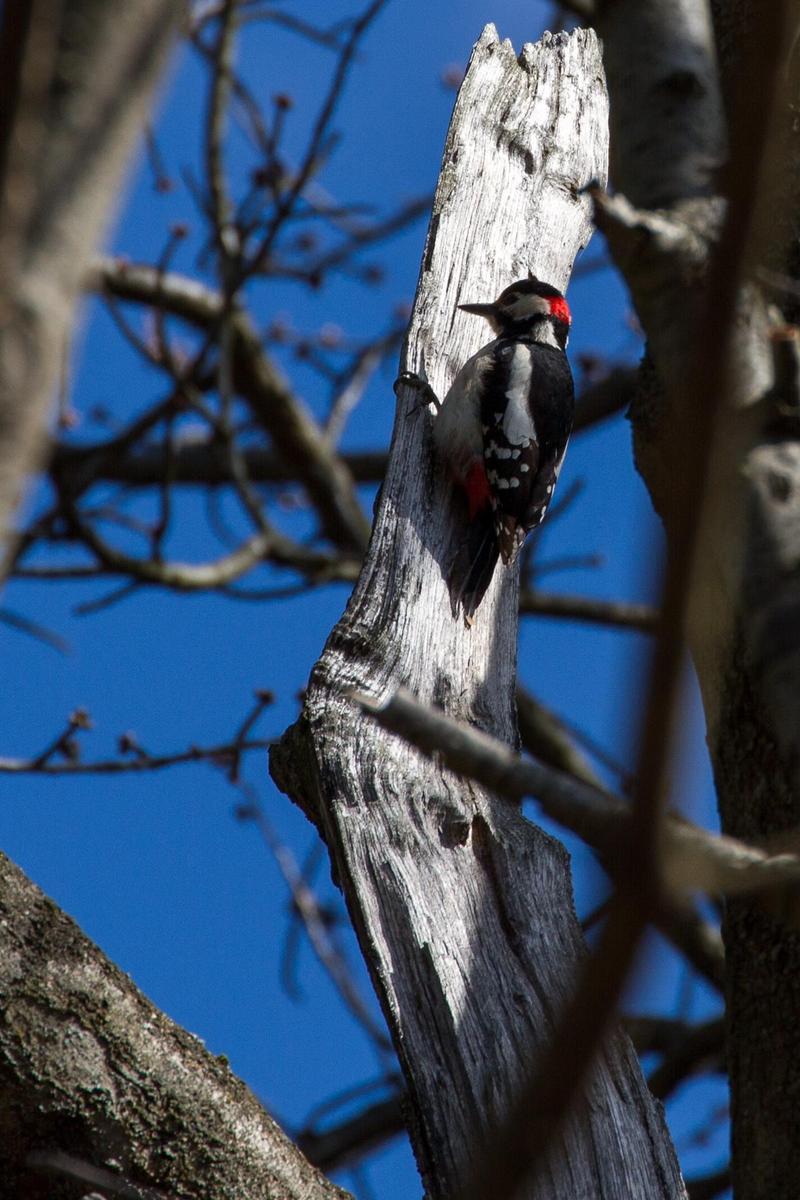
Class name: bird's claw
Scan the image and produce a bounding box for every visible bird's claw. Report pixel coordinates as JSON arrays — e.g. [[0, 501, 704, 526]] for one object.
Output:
[[394, 369, 440, 413]]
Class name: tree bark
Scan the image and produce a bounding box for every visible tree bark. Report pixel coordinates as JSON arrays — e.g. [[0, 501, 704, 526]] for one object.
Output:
[[0, 851, 351, 1200], [272, 26, 685, 1199], [0, 0, 180, 579]]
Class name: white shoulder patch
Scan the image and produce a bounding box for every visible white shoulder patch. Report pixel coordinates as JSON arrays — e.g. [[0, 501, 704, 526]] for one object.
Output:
[[502, 345, 535, 445]]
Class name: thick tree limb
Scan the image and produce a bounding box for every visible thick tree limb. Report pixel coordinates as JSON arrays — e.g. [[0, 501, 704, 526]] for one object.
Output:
[[516, 686, 601, 786], [655, 899, 725, 993], [686, 1169, 731, 1200], [0, 852, 350, 1200], [298, 1009, 727, 1176], [51, 439, 389, 489], [598, 0, 724, 208], [272, 26, 685, 1199]]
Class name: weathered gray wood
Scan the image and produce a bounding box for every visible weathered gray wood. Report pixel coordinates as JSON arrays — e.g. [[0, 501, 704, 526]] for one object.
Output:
[[272, 25, 685, 1199]]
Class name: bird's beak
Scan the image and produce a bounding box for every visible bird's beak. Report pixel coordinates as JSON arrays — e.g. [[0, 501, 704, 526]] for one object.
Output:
[[458, 302, 498, 318]]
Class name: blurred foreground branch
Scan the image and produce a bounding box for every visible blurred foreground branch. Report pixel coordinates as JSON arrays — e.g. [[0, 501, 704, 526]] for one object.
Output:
[[0, 0, 181, 578]]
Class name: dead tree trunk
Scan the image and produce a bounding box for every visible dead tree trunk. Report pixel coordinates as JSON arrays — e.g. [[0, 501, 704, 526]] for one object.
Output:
[[272, 27, 685, 1198]]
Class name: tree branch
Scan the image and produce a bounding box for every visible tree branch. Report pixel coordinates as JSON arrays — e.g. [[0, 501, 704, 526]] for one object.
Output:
[[297, 1093, 405, 1173], [0, 737, 270, 776], [88, 257, 371, 552], [357, 686, 800, 911], [647, 1016, 725, 1102], [519, 589, 658, 631], [48, 359, 629, 492]]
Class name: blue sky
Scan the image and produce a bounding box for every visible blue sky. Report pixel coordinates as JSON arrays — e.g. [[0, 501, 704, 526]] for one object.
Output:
[[1, 4, 728, 1196]]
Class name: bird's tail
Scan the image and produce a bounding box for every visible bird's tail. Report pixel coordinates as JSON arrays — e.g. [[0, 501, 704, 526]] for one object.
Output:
[[447, 507, 500, 623]]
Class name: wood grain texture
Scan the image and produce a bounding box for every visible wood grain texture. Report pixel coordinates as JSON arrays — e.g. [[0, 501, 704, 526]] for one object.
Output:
[[272, 26, 685, 1198]]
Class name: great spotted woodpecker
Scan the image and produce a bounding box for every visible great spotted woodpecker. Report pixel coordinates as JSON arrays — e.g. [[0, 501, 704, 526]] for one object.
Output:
[[411, 276, 575, 621]]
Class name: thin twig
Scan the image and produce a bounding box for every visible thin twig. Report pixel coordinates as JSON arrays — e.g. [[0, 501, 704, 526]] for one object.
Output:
[[0, 606, 69, 652], [90, 257, 371, 551], [242, 797, 394, 1055], [324, 348, 380, 446], [0, 738, 270, 775], [205, 0, 236, 247], [250, 0, 389, 272]]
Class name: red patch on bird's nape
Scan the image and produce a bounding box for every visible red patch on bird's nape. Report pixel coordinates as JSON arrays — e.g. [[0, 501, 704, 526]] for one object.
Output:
[[465, 461, 491, 519], [549, 296, 571, 325]]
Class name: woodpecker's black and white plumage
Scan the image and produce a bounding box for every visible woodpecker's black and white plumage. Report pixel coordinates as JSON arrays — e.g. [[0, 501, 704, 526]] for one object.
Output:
[[429, 275, 574, 620]]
